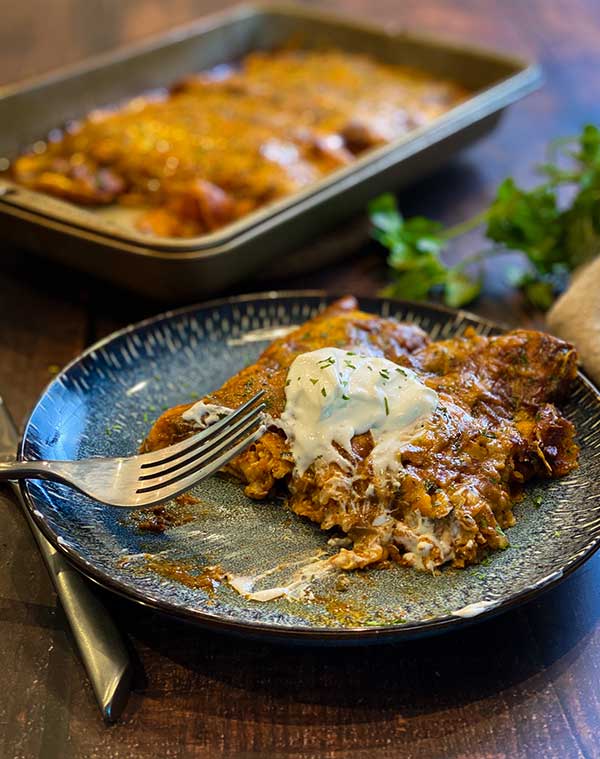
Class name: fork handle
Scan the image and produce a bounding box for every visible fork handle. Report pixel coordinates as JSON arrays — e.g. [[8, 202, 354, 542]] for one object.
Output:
[[0, 459, 69, 482]]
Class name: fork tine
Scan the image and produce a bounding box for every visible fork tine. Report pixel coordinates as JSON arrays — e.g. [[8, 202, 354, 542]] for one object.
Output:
[[135, 425, 264, 502], [138, 403, 265, 481], [140, 390, 265, 468]]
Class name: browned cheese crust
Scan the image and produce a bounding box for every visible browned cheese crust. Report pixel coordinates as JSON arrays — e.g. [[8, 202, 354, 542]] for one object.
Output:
[[7, 49, 467, 237], [142, 296, 579, 571]]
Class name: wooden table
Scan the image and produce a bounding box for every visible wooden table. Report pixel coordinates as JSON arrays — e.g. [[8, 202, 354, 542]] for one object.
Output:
[[1, 1, 599, 756]]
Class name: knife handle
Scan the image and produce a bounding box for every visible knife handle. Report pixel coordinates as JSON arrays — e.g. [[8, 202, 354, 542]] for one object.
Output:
[[0, 398, 133, 722], [11, 482, 134, 722]]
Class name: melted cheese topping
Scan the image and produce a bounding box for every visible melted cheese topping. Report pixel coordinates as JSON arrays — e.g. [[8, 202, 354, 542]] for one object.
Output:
[[279, 348, 438, 476], [9, 51, 468, 237]]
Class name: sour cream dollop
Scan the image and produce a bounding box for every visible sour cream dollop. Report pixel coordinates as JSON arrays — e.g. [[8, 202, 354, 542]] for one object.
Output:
[[279, 348, 438, 476]]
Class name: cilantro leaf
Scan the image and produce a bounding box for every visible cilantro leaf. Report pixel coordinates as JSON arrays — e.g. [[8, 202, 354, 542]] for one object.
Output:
[[371, 124, 600, 310], [576, 124, 600, 169], [370, 194, 452, 301], [485, 179, 563, 271], [444, 269, 482, 308]]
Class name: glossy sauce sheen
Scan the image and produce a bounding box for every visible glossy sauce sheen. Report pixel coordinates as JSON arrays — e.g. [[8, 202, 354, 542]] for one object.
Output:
[[8, 50, 468, 237]]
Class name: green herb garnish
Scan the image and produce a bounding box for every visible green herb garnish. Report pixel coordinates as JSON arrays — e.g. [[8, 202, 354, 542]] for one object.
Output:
[[321, 386, 327, 397], [310, 378, 318, 385], [318, 356, 335, 368], [384, 396, 389, 416], [370, 125, 600, 309]]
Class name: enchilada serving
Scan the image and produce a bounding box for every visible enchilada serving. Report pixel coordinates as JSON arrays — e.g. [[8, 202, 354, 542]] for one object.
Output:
[[143, 296, 579, 572]]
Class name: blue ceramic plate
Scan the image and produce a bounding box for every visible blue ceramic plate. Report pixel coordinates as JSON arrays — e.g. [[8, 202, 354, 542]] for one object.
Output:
[[19, 292, 600, 641]]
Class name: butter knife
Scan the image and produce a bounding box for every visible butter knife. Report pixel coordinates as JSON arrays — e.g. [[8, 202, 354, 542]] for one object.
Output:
[[0, 394, 133, 722]]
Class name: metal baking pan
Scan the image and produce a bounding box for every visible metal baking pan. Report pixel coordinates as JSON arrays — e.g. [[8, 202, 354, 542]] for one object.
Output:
[[0, 3, 541, 300]]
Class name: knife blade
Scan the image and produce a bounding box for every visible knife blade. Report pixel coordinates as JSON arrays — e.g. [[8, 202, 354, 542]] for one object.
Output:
[[0, 394, 133, 722]]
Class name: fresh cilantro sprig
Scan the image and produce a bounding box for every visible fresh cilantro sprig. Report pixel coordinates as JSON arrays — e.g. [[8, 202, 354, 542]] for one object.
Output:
[[370, 124, 600, 309]]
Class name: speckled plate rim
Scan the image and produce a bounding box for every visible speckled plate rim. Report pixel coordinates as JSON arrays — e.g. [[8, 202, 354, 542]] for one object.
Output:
[[18, 290, 600, 642]]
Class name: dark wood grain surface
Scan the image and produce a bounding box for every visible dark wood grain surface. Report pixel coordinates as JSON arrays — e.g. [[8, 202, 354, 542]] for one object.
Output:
[[1, 1, 600, 757]]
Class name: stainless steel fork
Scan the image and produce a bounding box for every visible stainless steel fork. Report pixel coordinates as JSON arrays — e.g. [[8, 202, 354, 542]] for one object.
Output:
[[0, 391, 265, 507]]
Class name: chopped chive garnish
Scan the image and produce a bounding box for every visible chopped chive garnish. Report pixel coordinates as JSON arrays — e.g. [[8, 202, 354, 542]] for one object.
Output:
[[342, 394, 350, 401], [395, 367, 407, 376], [379, 369, 390, 380], [318, 356, 335, 368], [310, 378, 318, 385], [384, 397, 389, 416], [344, 361, 356, 369], [321, 387, 327, 397], [285, 379, 291, 387], [346, 351, 357, 356]]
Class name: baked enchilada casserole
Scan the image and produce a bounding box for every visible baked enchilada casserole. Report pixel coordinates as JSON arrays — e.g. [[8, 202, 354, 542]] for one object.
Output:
[[7, 49, 468, 237], [142, 296, 579, 572]]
